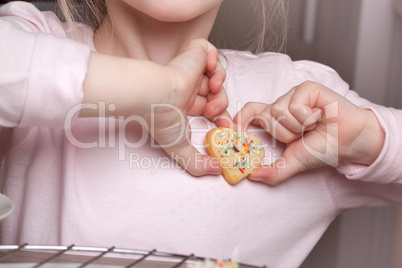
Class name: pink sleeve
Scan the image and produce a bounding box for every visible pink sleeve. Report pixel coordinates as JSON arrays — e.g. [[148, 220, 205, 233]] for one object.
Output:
[[336, 90, 402, 185], [0, 2, 91, 128], [329, 91, 402, 210]]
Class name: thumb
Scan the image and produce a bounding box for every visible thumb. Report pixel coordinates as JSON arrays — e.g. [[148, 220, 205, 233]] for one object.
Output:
[[248, 151, 306, 186], [167, 146, 222, 177]]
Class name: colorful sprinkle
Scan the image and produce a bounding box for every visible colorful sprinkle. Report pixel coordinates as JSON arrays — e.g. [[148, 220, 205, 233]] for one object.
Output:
[[213, 129, 264, 173]]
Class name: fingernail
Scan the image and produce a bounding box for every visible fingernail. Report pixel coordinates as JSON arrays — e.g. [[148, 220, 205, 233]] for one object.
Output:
[[213, 107, 221, 116]]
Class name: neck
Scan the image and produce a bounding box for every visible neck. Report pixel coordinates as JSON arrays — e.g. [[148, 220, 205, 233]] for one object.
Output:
[[94, 1, 220, 65]]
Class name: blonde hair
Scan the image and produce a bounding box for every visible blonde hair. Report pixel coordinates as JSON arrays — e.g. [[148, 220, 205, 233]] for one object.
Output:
[[57, 0, 106, 40], [211, 0, 288, 53], [58, 0, 288, 54]]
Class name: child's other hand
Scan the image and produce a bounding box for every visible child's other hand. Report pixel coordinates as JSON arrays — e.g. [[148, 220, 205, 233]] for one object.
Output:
[[168, 39, 230, 127], [234, 81, 385, 185], [149, 39, 230, 176]]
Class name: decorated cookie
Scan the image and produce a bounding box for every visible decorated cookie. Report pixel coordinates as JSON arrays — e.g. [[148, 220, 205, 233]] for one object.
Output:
[[205, 127, 265, 185]]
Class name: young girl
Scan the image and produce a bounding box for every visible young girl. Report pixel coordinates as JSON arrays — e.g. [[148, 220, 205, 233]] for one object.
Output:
[[1, 1, 402, 267]]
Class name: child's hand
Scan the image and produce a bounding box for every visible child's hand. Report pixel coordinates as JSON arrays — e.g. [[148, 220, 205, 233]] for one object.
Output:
[[82, 39, 230, 177], [168, 39, 231, 126], [234, 81, 385, 185], [147, 39, 230, 176]]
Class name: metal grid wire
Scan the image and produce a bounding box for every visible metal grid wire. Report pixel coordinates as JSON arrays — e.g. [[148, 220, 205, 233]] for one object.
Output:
[[0, 244, 266, 268]]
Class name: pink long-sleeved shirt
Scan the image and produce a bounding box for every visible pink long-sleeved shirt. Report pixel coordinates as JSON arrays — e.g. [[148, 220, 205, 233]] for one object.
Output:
[[1, 2, 402, 267]]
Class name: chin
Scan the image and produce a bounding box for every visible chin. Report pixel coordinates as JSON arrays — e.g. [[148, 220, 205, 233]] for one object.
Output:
[[151, 13, 199, 23], [122, 0, 220, 22], [147, 7, 204, 22]]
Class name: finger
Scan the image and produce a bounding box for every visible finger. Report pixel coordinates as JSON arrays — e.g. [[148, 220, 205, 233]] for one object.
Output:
[[187, 95, 207, 116], [185, 39, 218, 73], [198, 75, 210, 97], [270, 91, 306, 134], [206, 60, 226, 94], [167, 144, 223, 177], [248, 128, 333, 185], [212, 110, 234, 128], [204, 39, 219, 73], [157, 115, 223, 176], [233, 102, 301, 143], [248, 152, 304, 186], [233, 102, 269, 132], [186, 71, 205, 113], [289, 103, 323, 127], [288, 81, 338, 124], [168, 39, 209, 80], [268, 120, 302, 144], [204, 86, 229, 119]]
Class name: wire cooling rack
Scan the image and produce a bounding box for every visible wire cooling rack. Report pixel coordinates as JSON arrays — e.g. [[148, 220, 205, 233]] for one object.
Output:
[[0, 244, 266, 268]]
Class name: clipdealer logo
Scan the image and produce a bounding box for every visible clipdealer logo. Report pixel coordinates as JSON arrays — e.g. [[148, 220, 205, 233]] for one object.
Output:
[[64, 100, 339, 168]]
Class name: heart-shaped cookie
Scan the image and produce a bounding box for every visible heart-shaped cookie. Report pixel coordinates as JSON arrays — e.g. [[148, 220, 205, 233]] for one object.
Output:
[[205, 127, 265, 185]]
